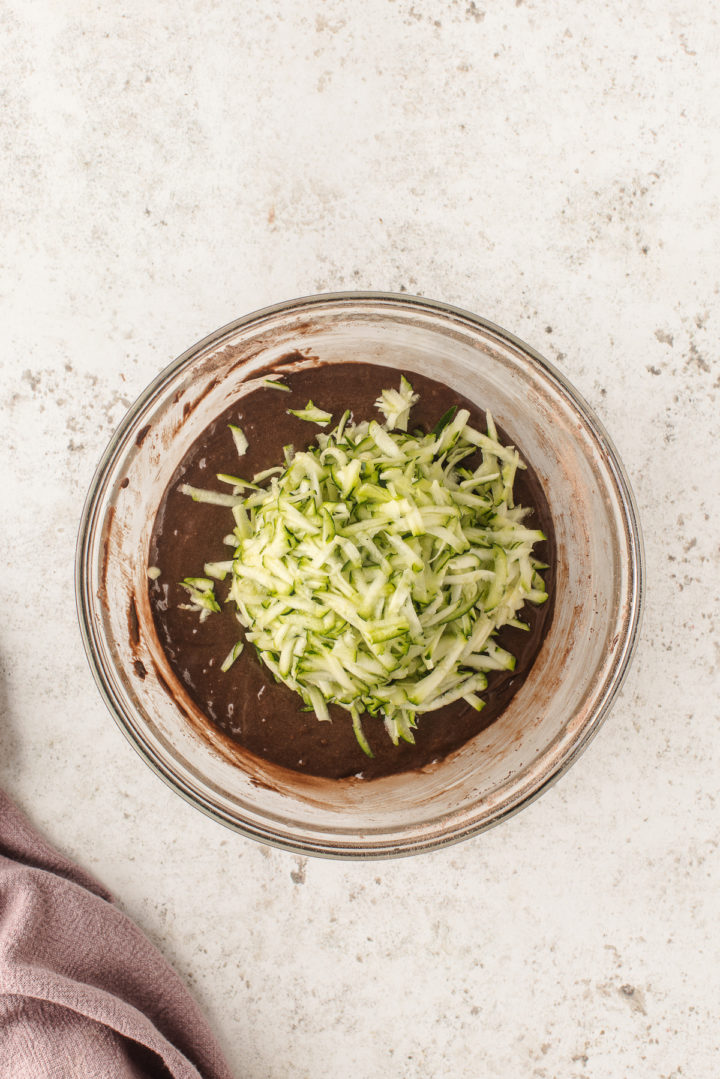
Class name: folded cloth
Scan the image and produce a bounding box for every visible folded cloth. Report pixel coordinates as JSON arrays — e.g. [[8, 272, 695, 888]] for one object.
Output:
[[0, 791, 234, 1079]]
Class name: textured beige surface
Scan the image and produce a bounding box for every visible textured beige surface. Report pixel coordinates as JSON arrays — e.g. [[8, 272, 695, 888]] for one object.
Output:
[[1, 2, 718, 1077]]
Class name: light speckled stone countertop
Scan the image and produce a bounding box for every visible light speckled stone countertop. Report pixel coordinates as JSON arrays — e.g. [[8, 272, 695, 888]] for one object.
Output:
[[1, 2, 718, 1076]]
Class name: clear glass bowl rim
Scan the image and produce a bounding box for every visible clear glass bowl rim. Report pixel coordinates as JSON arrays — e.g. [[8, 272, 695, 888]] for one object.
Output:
[[75, 291, 645, 858]]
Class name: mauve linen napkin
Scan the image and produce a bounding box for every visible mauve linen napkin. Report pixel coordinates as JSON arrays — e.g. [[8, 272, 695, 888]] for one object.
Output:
[[0, 791, 234, 1078]]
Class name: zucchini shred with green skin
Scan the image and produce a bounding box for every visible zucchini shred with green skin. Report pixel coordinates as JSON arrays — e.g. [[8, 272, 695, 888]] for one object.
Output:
[[179, 376, 548, 758]]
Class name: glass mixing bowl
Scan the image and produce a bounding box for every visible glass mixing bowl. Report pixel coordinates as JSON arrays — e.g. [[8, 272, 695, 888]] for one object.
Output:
[[76, 293, 643, 857]]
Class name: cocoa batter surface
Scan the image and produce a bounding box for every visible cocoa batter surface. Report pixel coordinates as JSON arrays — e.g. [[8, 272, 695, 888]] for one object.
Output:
[[149, 363, 555, 780]]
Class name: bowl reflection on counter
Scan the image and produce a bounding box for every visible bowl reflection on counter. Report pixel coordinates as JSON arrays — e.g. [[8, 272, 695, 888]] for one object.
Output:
[[76, 292, 644, 858]]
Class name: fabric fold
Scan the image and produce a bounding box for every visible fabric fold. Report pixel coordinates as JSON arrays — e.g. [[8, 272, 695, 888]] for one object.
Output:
[[0, 792, 233, 1079]]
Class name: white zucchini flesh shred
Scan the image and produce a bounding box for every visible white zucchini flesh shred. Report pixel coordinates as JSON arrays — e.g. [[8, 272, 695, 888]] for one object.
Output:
[[179, 378, 548, 756], [228, 424, 248, 457]]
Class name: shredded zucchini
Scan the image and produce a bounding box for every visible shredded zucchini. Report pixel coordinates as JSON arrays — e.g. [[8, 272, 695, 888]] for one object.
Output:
[[228, 424, 248, 457], [179, 577, 221, 622], [220, 640, 244, 672], [262, 377, 291, 392], [179, 378, 548, 756], [288, 401, 333, 427]]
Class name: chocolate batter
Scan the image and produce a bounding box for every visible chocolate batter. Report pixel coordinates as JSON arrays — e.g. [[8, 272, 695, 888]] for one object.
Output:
[[148, 363, 555, 780]]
